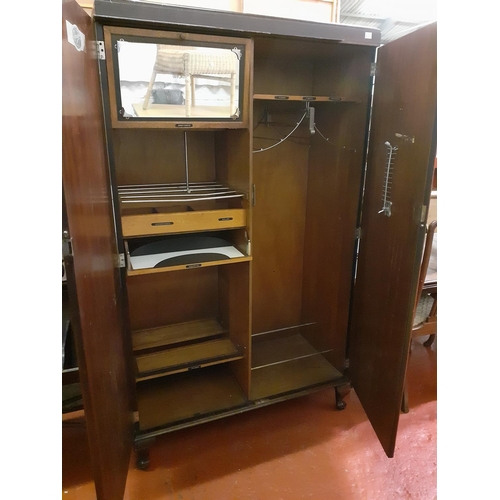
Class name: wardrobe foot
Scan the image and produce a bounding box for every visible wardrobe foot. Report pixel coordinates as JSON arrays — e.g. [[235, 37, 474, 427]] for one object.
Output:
[[135, 437, 155, 470], [335, 384, 350, 411]]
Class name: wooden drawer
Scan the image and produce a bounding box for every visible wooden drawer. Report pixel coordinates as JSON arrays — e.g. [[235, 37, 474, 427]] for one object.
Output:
[[122, 208, 246, 238]]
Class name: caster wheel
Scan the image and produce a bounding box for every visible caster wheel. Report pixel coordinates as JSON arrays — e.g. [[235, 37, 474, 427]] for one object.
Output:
[[137, 457, 150, 470], [335, 399, 347, 411]]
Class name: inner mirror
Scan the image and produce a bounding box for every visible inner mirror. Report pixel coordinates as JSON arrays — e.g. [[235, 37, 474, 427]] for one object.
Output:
[[114, 38, 243, 121]]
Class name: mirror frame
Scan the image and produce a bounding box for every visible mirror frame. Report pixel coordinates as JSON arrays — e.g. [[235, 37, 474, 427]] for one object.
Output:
[[103, 26, 252, 129]]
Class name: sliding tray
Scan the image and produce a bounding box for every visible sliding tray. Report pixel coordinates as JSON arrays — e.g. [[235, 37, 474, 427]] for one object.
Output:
[[119, 182, 247, 237]]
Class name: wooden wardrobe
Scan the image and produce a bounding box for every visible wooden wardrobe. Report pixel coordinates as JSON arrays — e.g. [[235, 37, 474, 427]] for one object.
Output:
[[62, 1, 437, 499]]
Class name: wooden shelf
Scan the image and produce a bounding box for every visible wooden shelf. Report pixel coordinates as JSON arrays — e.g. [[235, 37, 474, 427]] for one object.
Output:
[[127, 255, 251, 276], [126, 234, 251, 275], [135, 337, 244, 381], [253, 94, 360, 103], [250, 334, 341, 400], [132, 318, 227, 352], [252, 333, 323, 368], [137, 366, 247, 431]]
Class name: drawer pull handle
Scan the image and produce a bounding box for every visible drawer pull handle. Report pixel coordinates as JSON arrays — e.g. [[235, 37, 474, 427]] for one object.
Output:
[[151, 221, 174, 226], [186, 263, 202, 269], [218, 217, 233, 221]]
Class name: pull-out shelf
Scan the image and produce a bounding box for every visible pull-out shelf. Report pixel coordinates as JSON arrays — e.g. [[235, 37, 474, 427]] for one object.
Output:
[[119, 182, 247, 238], [125, 234, 251, 275], [135, 338, 243, 381], [122, 208, 246, 238], [133, 318, 244, 381]]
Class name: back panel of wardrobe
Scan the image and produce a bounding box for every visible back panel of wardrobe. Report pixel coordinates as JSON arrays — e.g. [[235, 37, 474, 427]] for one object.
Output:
[[252, 36, 375, 374]]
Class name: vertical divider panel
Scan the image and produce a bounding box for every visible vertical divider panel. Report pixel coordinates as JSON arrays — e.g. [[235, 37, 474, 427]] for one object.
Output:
[[219, 262, 251, 397]]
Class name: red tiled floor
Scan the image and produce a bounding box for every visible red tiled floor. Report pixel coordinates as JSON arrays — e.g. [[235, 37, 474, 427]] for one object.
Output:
[[62, 336, 436, 499]]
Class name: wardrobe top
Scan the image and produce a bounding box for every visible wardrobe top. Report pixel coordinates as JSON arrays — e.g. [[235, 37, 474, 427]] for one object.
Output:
[[93, 0, 381, 46]]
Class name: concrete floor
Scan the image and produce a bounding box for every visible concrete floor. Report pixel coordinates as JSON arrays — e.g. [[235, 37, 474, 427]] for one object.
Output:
[[62, 336, 436, 499]]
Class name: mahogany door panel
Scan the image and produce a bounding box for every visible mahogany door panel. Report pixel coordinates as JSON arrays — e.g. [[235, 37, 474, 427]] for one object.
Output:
[[62, 1, 134, 498], [349, 23, 437, 457]]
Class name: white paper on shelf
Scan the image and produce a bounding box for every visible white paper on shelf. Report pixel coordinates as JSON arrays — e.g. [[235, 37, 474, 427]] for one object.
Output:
[[130, 245, 245, 270]]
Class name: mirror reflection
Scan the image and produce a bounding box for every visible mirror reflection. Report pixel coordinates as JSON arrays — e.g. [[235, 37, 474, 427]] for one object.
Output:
[[116, 40, 242, 120]]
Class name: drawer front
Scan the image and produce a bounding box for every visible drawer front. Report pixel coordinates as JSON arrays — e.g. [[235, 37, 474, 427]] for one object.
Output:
[[122, 209, 246, 237]]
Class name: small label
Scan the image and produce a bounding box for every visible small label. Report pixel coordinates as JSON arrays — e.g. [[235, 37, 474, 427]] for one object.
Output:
[[186, 263, 202, 269], [364, 32, 373, 40], [218, 217, 233, 221], [66, 20, 85, 52], [176, 123, 193, 128]]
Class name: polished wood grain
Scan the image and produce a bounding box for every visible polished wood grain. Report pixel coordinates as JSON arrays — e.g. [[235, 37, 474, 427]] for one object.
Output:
[[122, 208, 247, 238], [135, 338, 243, 381], [253, 58, 313, 96], [126, 266, 219, 331], [348, 23, 437, 458], [62, 2, 134, 498], [299, 46, 374, 370], [113, 130, 216, 186], [137, 366, 247, 430], [213, 126, 253, 257], [219, 261, 252, 396], [132, 318, 227, 352], [250, 354, 342, 400], [126, 255, 251, 276], [251, 100, 309, 333], [312, 44, 375, 100], [300, 106, 370, 371], [103, 26, 252, 129], [252, 333, 321, 368]]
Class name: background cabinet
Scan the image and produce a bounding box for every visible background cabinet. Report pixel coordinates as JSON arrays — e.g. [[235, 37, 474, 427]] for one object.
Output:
[[62, 1, 436, 498]]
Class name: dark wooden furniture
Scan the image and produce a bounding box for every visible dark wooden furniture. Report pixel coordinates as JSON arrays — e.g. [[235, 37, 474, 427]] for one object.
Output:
[[401, 220, 437, 413], [62, 1, 436, 498], [412, 221, 437, 345]]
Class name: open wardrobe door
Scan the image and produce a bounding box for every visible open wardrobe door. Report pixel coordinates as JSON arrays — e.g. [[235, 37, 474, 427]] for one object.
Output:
[[62, 1, 134, 498], [348, 23, 437, 458]]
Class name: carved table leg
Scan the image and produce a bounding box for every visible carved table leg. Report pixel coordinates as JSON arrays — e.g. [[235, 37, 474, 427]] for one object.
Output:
[[335, 383, 351, 411], [135, 436, 156, 470]]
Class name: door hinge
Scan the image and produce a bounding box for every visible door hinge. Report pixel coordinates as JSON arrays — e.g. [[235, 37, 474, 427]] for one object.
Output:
[[62, 231, 73, 258], [420, 205, 428, 223], [97, 41, 105, 60], [115, 253, 126, 268], [370, 62, 377, 77], [355, 227, 362, 240], [251, 184, 256, 207], [344, 358, 350, 369]]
